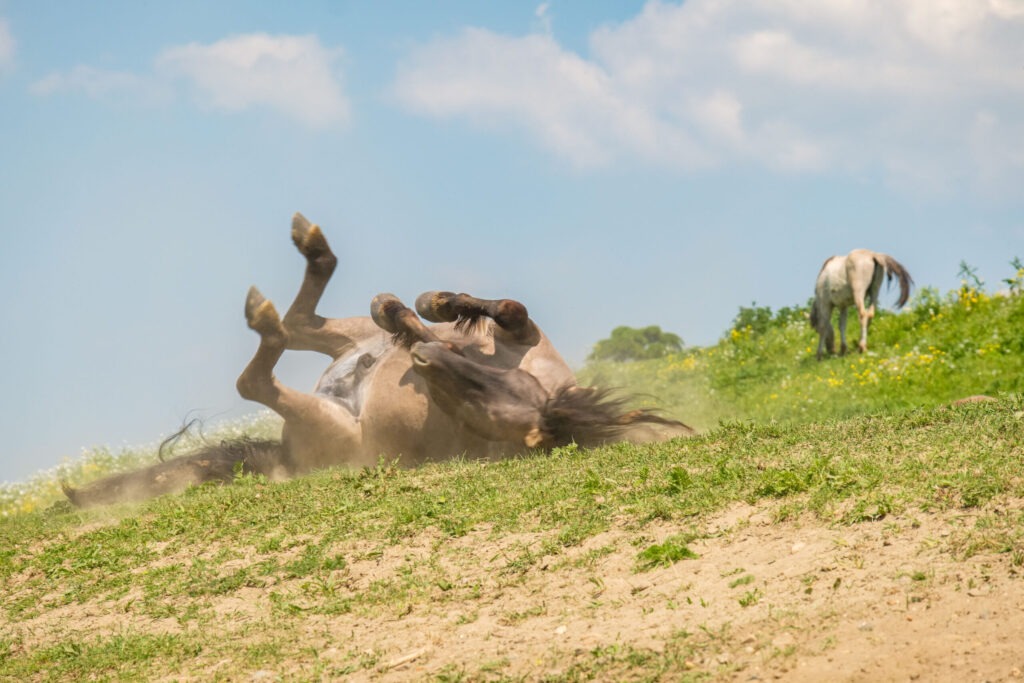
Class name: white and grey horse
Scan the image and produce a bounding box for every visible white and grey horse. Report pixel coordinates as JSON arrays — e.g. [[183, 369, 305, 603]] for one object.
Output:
[[810, 249, 913, 360]]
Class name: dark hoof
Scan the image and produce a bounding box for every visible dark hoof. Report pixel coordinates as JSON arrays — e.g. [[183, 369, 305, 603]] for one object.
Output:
[[415, 291, 457, 322]]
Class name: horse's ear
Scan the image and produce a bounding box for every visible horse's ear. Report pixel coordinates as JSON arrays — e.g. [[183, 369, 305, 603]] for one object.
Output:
[[524, 426, 552, 449]]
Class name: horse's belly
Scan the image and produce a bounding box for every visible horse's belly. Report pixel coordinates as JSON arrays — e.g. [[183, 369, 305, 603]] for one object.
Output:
[[314, 338, 392, 415]]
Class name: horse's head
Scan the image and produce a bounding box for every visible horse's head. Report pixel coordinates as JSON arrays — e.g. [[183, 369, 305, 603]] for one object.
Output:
[[410, 341, 695, 450], [410, 341, 551, 447]]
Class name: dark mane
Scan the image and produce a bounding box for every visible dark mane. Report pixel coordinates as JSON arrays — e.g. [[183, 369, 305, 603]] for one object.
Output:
[[390, 328, 424, 349], [540, 385, 690, 448]]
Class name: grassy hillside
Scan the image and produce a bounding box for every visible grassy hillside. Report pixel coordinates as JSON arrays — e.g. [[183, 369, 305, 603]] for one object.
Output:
[[580, 272, 1024, 431], [1, 270, 1023, 680], [2, 399, 1023, 680]]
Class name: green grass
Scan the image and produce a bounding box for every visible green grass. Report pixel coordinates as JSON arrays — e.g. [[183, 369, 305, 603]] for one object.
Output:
[[579, 279, 1024, 431], [3, 398, 1023, 678], [2, 273, 1023, 679]]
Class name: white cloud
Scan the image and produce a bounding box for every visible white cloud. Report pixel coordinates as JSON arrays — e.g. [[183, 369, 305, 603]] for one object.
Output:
[[394, 0, 1024, 194], [157, 33, 349, 128], [30, 33, 349, 129], [0, 18, 15, 73], [30, 65, 170, 104], [394, 28, 709, 168], [534, 3, 553, 36]]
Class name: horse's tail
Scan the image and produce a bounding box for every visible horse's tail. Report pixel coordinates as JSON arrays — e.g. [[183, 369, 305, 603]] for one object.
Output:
[[876, 253, 914, 308], [532, 385, 695, 449], [809, 296, 820, 329], [62, 438, 288, 508]]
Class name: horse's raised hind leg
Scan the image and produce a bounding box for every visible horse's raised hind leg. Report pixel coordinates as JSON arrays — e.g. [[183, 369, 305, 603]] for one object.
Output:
[[838, 307, 849, 356], [415, 291, 540, 345], [280, 213, 367, 359]]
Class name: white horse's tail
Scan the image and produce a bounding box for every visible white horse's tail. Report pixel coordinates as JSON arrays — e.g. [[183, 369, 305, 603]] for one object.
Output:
[[875, 253, 914, 308]]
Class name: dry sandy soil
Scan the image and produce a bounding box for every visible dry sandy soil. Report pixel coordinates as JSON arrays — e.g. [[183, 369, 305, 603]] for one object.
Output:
[[343, 505, 1024, 682], [11, 504, 1024, 681]]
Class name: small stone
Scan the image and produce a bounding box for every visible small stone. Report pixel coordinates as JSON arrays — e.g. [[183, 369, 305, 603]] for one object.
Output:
[[555, 625, 567, 635], [857, 622, 874, 632]]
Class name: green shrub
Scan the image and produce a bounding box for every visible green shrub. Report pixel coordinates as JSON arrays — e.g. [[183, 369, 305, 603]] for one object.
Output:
[[588, 325, 684, 362]]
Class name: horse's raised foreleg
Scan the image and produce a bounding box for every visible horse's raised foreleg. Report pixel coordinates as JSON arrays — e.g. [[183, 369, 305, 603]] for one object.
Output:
[[415, 291, 540, 345], [237, 287, 289, 405], [370, 293, 450, 348], [237, 288, 363, 471]]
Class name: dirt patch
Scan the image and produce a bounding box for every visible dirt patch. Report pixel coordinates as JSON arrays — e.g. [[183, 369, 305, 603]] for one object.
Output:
[[9, 505, 1024, 681], [337, 506, 1024, 681]]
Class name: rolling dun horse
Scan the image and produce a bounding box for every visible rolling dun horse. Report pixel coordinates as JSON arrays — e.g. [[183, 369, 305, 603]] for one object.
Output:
[[810, 249, 913, 360], [64, 213, 694, 507]]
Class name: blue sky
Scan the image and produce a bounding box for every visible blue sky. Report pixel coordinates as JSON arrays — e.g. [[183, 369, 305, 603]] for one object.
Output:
[[1, 1, 1022, 483]]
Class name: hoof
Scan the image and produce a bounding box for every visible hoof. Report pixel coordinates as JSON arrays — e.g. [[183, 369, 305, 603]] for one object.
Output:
[[244, 286, 284, 336], [370, 293, 405, 333], [415, 291, 457, 322], [290, 212, 334, 263]]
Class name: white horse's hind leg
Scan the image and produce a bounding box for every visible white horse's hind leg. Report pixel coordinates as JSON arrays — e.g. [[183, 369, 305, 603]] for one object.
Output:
[[848, 253, 882, 354], [853, 294, 872, 354], [837, 307, 849, 356], [856, 309, 872, 353], [816, 302, 834, 360]]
